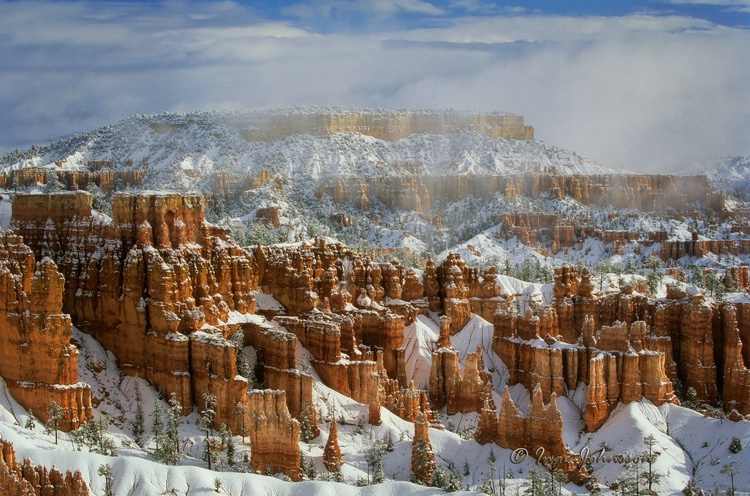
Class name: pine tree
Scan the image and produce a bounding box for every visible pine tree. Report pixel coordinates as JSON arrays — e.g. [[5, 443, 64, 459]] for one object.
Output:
[[157, 393, 183, 465], [45, 401, 63, 444], [642, 434, 662, 494], [431, 464, 462, 492], [365, 440, 386, 484], [721, 462, 739, 496], [616, 461, 643, 496], [231, 329, 255, 388], [235, 402, 248, 443], [98, 463, 114, 496], [331, 462, 345, 483], [76, 415, 117, 455], [521, 468, 548, 496], [43, 169, 65, 193], [304, 457, 318, 480], [480, 450, 497, 495], [221, 425, 235, 469], [201, 391, 217, 470], [25, 411, 36, 430], [151, 393, 164, 452], [132, 382, 145, 446]]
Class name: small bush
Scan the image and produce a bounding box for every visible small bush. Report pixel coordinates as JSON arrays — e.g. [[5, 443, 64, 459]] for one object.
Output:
[[729, 436, 743, 453]]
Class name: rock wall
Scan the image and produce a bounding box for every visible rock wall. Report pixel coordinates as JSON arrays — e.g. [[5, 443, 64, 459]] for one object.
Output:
[[494, 265, 750, 430], [0, 167, 145, 194], [0, 233, 92, 431], [9, 192, 256, 431], [237, 110, 534, 142], [429, 346, 488, 415], [246, 390, 301, 480], [315, 173, 722, 218]]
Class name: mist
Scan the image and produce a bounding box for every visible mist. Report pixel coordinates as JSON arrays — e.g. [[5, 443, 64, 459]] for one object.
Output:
[[0, 1, 748, 171]]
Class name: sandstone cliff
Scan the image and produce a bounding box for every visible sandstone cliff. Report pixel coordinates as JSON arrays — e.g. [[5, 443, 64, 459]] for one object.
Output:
[[0, 232, 92, 431]]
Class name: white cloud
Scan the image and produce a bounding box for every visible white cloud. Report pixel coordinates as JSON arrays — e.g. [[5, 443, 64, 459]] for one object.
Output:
[[282, 0, 445, 18], [664, 0, 750, 5], [0, 1, 748, 172]]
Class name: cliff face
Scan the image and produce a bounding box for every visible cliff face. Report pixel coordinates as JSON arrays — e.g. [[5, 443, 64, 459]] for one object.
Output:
[[237, 110, 534, 142], [0, 232, 92, 431], [9, 192, 258, 431], [315, 173, 721, 221], [494, 265, 750, 431], [246, 390, 301, 480]]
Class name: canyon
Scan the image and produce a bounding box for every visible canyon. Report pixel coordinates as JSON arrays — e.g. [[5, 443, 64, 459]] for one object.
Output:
[[1, 190, 748, 486]]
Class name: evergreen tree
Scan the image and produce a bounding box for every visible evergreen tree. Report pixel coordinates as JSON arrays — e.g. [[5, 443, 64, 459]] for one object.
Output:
[[299, 405, 314, 444], [155, 393, 183, 465], [480, 450, 498, 495], [73, 415, 117, 455], [304, 457, 318, 480], [43, 169, 65, 193], [729, 436, 743, 453], [521, 468, 550, 496], [132, 382, 145, 446], [98, 463, 114, 496], [221, 425, 235, 469], [365, 440, 386, 484], [45, 401, 64, 444], [201, 391, 217, 470], [616, 460, 643, 496], [642, 434, 662, 494], [410, 437, 435, 485], [151, 393, 164, 452], [231, 330, 255, 388], [331, 462, 345, 483], [25, 411, 36, 430], [721, 462, 739, 496]]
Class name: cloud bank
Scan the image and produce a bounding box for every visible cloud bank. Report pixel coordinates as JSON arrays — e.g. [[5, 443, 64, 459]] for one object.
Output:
[[0, 1, 748, 171]]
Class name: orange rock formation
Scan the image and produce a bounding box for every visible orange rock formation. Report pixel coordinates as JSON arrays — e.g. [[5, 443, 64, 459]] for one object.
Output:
[[0, 439, 89, 496], [0, 231, 92, 431]]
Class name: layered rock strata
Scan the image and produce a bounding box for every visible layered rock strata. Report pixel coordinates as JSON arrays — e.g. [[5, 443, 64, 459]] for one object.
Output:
[[477, 385, 588, 482], [0, 232, 92, 431], [9, 192, 257, 432], [495, 265, 750, 432], [246, 390, 301, 480]]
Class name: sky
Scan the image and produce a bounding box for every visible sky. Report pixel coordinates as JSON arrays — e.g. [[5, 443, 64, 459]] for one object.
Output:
[[0, 0, 748, 171]]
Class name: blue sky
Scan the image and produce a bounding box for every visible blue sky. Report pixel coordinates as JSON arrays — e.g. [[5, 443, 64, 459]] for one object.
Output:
[[0, 0, 748, 170]]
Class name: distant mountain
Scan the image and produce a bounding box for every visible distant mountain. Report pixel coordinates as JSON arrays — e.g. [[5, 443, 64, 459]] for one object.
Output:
[[0, 109, 614, 193], [675, 156, 750, 198]]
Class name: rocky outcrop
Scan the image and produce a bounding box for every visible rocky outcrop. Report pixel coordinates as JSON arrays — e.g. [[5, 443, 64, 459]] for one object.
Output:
[[494, 266, 683, 430], [411, 411, 436, 486], [0, 233, 92, 431], [719, 304, 750, 415], [313, 173, 722, 222], [9, 192, 259, 432], [246, 390, 301, 480], [323, 418, 343, 472], [238, 109, 534, 142], [429, 346, 487, 414], [0, 439, 89, 496], [0, 166, 145, 194], [239, 318, 318, 436]]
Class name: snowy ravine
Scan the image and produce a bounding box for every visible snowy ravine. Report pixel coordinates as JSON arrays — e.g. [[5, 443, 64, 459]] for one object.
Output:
[[0, 287, 747, 496]]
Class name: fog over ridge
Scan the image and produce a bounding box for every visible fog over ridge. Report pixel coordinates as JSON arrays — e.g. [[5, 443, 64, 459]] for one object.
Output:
[[0, 0, 748, 172]]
